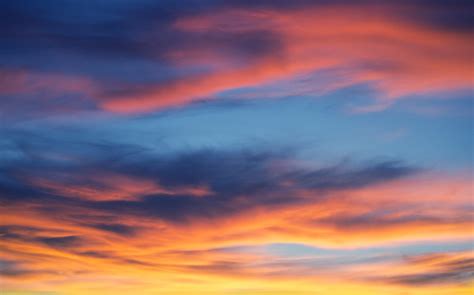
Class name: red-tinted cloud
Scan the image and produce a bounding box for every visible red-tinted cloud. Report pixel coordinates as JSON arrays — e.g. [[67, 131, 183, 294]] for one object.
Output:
[[101, 5, 472, 112]]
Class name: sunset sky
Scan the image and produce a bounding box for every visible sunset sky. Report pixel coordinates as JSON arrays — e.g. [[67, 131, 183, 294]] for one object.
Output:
[[0, 1, 473, 294]]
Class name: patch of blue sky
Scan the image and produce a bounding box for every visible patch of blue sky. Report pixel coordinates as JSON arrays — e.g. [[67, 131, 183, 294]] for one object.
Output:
[[14, 86, 472, 170]]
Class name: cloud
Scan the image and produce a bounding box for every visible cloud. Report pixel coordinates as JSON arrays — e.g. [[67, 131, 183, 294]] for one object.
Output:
[[0, 259, 34, 278], [0, 133, 418, 225], [374, 253, 474, 286], [37, 236, 82, 249], [87, 223, 137, 236], [1, 3, 472, 293], [0, 140, 471, 294], [0, 134, 471, 256], [0, 1, 471, 116]]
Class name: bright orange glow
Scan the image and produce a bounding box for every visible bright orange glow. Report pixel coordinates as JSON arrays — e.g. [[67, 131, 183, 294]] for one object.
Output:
[[1, 172, 472, 294]]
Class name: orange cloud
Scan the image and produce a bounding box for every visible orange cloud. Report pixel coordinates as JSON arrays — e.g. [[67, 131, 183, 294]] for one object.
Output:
[[1, 172, 472, 293], [25, 172, 212, 201], [2, 5, 470, 115], [100, 5, 472, 113]]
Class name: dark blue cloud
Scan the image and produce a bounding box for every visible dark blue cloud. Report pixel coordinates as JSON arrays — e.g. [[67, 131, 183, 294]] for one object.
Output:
[[408, 0, 473, 32], [0, 0, 281, 75], [1, 0, 469, 75], [88, 223, 137, 236], [37, 235, 82, 249], [0, 131, 419, 223], [0, 225, 85, 253]]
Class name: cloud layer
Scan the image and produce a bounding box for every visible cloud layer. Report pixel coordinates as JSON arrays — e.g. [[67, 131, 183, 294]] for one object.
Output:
[[1, 0, 472, 116], [1, 131, 472, 294], [1, 1, 472, 294]]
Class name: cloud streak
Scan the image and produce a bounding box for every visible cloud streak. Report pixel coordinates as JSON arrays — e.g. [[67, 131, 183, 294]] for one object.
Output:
[[0, 1, 472, 116]]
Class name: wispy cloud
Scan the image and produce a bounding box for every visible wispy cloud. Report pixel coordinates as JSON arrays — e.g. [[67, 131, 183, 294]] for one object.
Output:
[[1, 1, 472, 116]]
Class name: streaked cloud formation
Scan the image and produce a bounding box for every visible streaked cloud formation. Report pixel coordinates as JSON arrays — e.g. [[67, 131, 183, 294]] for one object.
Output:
[[1, 0, 472, 115], [0, 1, 472, 294]]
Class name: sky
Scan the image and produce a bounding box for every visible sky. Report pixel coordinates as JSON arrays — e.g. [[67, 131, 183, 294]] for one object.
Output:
[[0, 1, 473, 294]]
